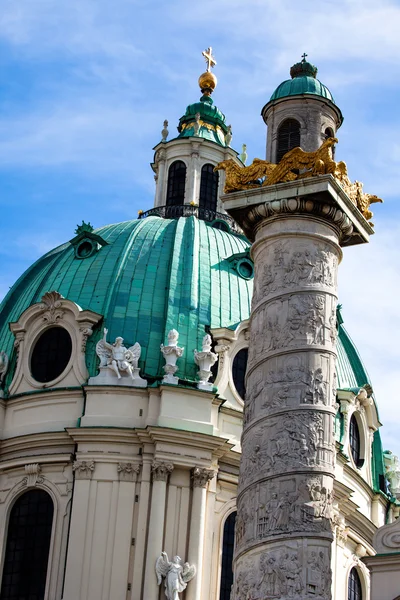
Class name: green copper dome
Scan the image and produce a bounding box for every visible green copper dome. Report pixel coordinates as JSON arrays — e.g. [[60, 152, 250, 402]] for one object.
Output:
[[177, 95, 228, 146], [270, 57, 335, 104], [0, 216, 252, 384]]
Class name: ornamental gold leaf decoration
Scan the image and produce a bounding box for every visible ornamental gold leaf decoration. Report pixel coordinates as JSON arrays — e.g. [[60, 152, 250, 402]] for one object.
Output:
[[215, 137, 382, 225]]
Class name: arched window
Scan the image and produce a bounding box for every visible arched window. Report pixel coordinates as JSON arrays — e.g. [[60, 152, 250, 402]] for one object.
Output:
[[166, 161, 186, 206], [219, 511, 236, 600], [199, 163, 219, 212], [30, 326, 72, 383], [1, 490, 54, 600], [349, 414, 363, 468], [276, 118, 301, 162], [232, 348, 248, 400], [325, 127, 335, 158], [348, 567, 362, 600]]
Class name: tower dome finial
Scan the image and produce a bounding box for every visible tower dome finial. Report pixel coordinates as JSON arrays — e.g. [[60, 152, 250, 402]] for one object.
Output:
[[290, 54, 318, 79], [198, 47, 217, 96]]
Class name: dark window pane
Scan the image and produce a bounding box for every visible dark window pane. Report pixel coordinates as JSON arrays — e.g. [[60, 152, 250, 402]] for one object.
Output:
[[0, 490, 54, 600], [276, 119, 301, 162], [166, 161, 186, 206], [219, 512, 236, 600], [232, 349, 248, 400], [349, 414, 362, 467], [199, 164, 219, 212], [348, 567, 362, 600], [30, 327, 72, 383]]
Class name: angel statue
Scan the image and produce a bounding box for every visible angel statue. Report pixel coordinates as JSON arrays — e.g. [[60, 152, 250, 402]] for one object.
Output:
[[96, 328, 141, 380], [156, 551, 196, 600]]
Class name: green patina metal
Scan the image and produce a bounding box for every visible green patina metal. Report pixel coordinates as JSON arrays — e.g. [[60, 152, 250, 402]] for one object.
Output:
[[270, 76, 335, 103], [0, 216, 252, 384], [177, 95, 228, 146]]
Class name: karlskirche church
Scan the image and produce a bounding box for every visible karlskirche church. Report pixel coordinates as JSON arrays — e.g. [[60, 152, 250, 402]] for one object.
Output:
[[0, 49, 398, 600]]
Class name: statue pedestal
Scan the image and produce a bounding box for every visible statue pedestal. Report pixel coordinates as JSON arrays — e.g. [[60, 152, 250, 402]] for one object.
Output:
[[221, 175, 372, 600], [88, 366, 147, 388]]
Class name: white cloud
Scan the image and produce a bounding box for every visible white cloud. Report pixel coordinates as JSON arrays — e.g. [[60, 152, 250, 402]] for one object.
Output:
[[339, 220, 400, 454]]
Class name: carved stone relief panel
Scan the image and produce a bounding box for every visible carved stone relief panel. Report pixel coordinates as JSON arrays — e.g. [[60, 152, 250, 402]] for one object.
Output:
[[244, 353, 337, 428], [240, 411, 334, 489], [237, 474, 334, 549], [252, 239, 338, 307], [249, 293, 337, 366], [233, 541, 332, 600]]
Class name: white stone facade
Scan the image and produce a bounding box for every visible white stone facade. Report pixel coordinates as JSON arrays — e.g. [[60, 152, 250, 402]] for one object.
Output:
[[0, 290, 393, 599]]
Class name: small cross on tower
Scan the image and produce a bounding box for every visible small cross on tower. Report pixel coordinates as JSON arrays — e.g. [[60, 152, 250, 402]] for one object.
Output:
[[202, 47, 216, 72], [301, 52, 308, 61]]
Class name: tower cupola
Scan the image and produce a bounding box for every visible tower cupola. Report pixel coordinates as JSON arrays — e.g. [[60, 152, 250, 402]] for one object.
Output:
[[262, 54, 343, 162], [150, 48, 241, 220]]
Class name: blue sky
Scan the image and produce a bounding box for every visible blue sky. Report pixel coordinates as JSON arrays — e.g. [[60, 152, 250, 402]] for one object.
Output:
[[1, 0, 400, 454]]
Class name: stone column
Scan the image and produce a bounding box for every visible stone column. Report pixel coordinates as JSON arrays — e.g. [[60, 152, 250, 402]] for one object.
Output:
[[143, 461, 173, 599], [186, 467, 215, 600], [221, 177, 371, 600]]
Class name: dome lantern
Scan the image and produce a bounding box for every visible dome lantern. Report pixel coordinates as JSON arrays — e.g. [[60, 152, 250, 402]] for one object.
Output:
[[261, 54, 343, 163], [150, 49, 242, 218]]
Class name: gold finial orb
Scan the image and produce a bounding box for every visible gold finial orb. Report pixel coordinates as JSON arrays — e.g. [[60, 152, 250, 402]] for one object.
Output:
[[198, 71, 217, 94]]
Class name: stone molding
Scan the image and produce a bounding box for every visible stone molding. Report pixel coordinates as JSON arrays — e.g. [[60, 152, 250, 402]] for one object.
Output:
[[245, 196, 353, 241], [8, 291, 102, 394], [191, 467, 215, 488], [73, 460, 95, 480], [151, 461, 174, 482]]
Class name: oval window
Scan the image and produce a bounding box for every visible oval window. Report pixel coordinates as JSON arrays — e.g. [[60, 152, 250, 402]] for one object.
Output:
[[31, 327, 72, 383], [76, 240, 94, 259], [236, 259, 254, 280], [349, 414, 364, 468], [232, 348, 248, 400]]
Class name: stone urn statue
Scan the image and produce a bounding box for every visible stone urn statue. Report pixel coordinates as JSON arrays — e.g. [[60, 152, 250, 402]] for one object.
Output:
[[194, 334, 218, 391], [160, 329, 184, 384]]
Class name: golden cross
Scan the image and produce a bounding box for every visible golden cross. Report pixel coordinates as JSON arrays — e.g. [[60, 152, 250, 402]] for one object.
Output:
[[202, 47, 216, 72]]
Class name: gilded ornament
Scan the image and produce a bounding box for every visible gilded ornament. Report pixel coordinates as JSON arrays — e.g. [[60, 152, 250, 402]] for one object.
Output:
[[215, 137, 382, 224]]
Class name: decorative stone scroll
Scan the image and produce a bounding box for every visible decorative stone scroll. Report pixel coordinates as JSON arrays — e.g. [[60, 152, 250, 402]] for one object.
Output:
[[40, 291, 65, 323], [160, 329, 184, 385], [194, 334, 218, 391], [151, 461, 174, 482], [89, 328, 147, 387], [191, 467, 215, 488], [22, 463, 44, 487], [117, 462, 141, 481], [73, 460, 95, 480]]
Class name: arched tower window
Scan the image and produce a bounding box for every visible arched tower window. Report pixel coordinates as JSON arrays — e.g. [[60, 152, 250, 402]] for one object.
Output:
[[166, 161, 186, 206], [276, 118, 301, 162], [325, 127, 335, 158], [232, 348, 248, 400], [199, 163, 219, 212], [219, 511, 236, 600], [349, 414, 363, 468], [1, 490, 54, 600], [348, 567, 362, 600]]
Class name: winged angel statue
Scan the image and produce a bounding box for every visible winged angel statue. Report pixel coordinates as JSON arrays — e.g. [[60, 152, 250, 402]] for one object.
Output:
[[96, 328, 141, 380], [156, 551, 196, 600]]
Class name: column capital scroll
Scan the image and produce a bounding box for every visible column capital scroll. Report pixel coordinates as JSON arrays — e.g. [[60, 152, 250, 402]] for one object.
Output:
[[151, 461, 174, 482], [191, 467, 215, 488]]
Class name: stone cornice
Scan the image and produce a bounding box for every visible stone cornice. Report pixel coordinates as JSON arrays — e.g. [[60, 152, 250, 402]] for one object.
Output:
[[0, 453, 72, 472], [221, 174, 374, 245], [0, 431, 74, 461]]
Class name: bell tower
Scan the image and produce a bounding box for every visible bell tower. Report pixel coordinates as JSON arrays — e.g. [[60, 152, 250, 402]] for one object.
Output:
[[262, 55, 343, 162], [150, 48, 241, 216]]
